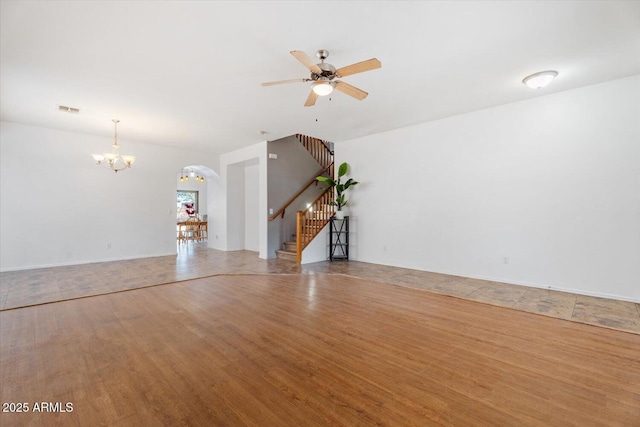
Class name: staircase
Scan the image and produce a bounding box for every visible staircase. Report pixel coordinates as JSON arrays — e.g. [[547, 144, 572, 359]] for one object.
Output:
[[271, 134, 334, 263], [275, 202, 334, 262], [275, 239, 297, 262]]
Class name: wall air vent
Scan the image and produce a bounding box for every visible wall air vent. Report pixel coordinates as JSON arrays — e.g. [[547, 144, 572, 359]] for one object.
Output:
[[57, 105, 80, 113]]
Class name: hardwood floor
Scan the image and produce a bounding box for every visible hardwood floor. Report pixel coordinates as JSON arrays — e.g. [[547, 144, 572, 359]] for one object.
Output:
[[1, 273, 639, 426], [1, 245, 639, 333]]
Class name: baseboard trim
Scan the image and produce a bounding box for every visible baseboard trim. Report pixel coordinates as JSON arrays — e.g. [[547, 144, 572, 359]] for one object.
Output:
[[0, 252, 177, 272], [458, 272, 640, 304], [352, 259, 640, 304]]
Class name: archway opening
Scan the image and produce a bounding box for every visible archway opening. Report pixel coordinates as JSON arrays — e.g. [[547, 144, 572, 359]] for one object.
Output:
[[176, 164, 219, 249]]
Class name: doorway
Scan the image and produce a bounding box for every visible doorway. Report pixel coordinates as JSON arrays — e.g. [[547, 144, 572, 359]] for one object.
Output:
[[176, 165, 218, 247], [226, 158, 260, 252]]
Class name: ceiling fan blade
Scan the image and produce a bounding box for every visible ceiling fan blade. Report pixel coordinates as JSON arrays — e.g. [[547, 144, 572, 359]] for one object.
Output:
[[304, 90, 319, 107], [335, 58, 381, 78], [335, 81, 368, 100], [261, 78, 309, 87], [290, 50, 322, 74]]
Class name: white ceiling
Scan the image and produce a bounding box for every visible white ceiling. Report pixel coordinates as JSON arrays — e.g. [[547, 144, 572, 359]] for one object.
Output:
[[1, 1, 639, 155]]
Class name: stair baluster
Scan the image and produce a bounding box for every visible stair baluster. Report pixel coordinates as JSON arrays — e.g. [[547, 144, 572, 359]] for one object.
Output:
[[296, 188, 334, 264], [272, 133, 334, 264]]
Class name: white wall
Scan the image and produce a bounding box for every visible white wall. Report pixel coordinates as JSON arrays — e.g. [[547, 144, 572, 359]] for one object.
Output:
[[226, 163, 246, 250], [244, 161, 260, 252], [301, 223, 330, 264], [336, 76, 640, 302], [0, 121, 219, 271], [213, 142, 268, 258]]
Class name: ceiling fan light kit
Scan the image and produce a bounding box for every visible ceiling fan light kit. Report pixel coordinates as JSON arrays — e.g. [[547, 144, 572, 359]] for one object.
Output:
[[312, 80, 334, 96], [523, 70, 558, 89], [262, 49, 381, 106]]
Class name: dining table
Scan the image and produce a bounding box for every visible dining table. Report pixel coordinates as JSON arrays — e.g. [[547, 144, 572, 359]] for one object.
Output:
[[177, 219, 208, 243]]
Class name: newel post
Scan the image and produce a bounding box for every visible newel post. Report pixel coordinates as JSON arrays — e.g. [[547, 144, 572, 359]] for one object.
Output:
[[296, 211, 303, 264]]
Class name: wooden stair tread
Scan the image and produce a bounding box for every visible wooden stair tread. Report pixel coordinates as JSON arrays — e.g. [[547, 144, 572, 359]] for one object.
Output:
[[275, 249, 297, 262]]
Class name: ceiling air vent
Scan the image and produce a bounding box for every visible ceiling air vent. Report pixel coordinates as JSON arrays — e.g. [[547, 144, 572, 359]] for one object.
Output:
[[57, 105, 80, 114]]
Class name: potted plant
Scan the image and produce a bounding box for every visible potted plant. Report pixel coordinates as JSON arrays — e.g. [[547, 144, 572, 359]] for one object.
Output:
[[316, 162, 359, 220]]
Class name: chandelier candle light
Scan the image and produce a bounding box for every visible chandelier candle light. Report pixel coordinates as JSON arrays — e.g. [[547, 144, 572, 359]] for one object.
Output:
[[92, 119, 136, 172], [179, 169, 205, 183]]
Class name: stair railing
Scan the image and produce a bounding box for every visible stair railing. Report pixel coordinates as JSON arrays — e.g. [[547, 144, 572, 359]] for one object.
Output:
[[268, 133, 334, 264], [268, 163, 333, 221], [296, 188, 335, 264], [295, 134, 333, 168]]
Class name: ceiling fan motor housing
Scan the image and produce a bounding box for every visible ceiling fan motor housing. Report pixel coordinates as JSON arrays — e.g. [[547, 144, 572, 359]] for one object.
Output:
[[312, 63, 337, 80], [309, 49, 336, 80]]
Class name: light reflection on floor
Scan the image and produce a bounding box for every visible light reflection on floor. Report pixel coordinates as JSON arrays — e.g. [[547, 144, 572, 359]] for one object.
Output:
[[1, 243, 638, 333]]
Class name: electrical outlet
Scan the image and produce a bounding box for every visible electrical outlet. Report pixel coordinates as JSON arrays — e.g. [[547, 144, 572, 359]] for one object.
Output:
[[107, 243, 112, 249], [269, 208, 273, 215]]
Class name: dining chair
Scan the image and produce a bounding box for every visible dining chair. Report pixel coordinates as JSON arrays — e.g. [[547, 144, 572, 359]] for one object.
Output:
[[184, 216, 201, 243]]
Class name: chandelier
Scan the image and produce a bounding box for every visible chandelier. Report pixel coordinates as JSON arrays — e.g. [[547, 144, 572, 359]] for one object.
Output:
[[92, 119, 136, 172], [179, 169, 205, 183]]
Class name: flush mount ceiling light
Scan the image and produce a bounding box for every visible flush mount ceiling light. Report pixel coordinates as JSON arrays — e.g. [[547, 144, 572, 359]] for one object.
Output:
[[522, 70, 558, 89], [92, 119, 136, 173], [312, 80, 334, 96]]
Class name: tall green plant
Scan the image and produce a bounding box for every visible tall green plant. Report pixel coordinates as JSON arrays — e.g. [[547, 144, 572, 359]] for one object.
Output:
[[316, 162, 359, 211]]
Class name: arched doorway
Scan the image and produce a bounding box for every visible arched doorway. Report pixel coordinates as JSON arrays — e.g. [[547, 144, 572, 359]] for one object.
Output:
[[176, 164, 219, 248]]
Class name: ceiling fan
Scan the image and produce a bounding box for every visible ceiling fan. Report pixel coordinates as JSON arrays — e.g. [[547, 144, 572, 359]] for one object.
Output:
[[262, 50, 381, 107]]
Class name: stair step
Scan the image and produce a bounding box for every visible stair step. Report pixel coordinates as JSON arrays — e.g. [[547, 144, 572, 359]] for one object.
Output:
[[283, 241, 296, 251], [275, 249, 297, 262]]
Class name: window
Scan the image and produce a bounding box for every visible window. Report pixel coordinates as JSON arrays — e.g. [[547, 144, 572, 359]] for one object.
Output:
[[177, 191, 199, 219]]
